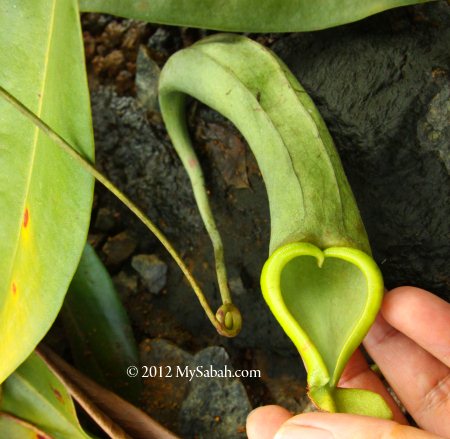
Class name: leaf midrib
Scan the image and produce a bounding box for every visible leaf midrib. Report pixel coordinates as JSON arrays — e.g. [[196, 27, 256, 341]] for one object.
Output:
[[5, 0, 57, 300]]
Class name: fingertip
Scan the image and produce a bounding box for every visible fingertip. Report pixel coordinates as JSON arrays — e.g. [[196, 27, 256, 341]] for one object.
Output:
[[383, 286, 430, 309], [382, 286, 447, 325], [247, 405, 293, 439]]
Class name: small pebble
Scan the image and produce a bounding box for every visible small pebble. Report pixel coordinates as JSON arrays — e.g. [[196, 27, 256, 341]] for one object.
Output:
[[132, 254, 168, 294], [102, 231, 137, 266], [94, 207, 117, 232]]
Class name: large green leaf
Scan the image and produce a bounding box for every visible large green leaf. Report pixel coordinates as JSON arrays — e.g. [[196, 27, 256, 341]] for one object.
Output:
[[0, 1, 94, 382], [79, 0, 433, 32], [61, 244, 142, 402], [0, 352, 93, 439]]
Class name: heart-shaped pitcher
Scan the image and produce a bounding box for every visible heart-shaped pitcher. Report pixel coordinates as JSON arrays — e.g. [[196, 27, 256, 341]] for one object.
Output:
[[261, 242, 391, 417], [159, 34, 393, 417]]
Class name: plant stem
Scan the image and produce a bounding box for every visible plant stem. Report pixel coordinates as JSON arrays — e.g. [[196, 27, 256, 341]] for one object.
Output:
[[0, 85, 241, 337]]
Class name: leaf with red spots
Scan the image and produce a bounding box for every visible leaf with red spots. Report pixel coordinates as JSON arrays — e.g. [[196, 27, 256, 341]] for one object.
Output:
[[0, 0, 94, 382], [23, 208, 29, 229], [0, 352, 93, 439], [52, 388, 64, 403], [0, 413, 53, 439]]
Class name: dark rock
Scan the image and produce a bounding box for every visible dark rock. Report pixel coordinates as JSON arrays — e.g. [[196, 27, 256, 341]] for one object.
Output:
[[81, 13, 116, 36], [91, 86, 202, 238], [147, 27, 182, 61], [139, 338, 193, 433], [418, 82, 449, 173], [113, 271, 138, 301], [94, 207, 117, 232], [102, 231, 137, 266], [179, 347, 251, 439], [139, 341, 252, 436], [87, 233, 105, 249], [132, 254, 168, 294]]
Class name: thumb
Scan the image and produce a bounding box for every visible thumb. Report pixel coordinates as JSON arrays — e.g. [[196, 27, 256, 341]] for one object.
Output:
[[274, 413, 442, 439], [247, 405, 293, 439]]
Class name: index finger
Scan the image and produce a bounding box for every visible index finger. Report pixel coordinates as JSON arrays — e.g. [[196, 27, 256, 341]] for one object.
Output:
[[363, 287, 450, 437], [381, 287, 450, 367]]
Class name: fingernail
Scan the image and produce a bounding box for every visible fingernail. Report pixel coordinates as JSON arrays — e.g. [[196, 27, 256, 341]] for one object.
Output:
[[275, 424, 333, 439]]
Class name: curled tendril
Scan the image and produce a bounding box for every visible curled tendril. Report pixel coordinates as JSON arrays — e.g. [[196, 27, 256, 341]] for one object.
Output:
[[215, 303, 242, 337]]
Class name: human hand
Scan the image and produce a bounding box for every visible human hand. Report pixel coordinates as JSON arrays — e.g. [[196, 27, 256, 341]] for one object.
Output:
[[247, 287, 450, 438]]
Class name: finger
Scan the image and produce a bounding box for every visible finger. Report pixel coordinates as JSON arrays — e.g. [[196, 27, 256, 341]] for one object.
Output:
[[274, 412, 442, 439], [382, 287, 450, 367], [338, 349, 407, 423], [364, 312, 450, 437], [246, 405, 292, 439]]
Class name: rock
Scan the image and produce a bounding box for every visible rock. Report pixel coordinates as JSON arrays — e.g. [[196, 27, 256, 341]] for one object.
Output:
[[132, 254, 168, 294], [179, 347, 251, 439], [147, 28, 182, 61], [102, 49, 125, 77], [113, 271, 138, 301], [94, 207, 118, 232], [135, 45, 161, 112], [102, 21, 126, 50], [139, 341, 253, 437], [81, 13, 116, 37], [418, 82, 450, 173], [87, 233, 105, 249], [139, 338, 193, 432], [102, 231, 137, 266], [140, 338, 193, 366], [229, 276, 246, 297], [122, 23, 146, 51], [116, 69, 134, 95], [90, 86, 202, 237]]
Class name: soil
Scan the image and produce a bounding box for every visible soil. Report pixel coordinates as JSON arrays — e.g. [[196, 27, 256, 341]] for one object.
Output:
[[74, 3, 450, 437]]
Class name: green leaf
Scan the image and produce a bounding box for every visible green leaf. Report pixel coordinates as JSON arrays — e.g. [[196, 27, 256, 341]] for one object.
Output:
[[0, 0, 94, 382], [158, 34, 391, 417], [61, 244, 142, 402], [79, 0, 433, 32], [0, 352, 93, 439], [0, 413, 53, 439]]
